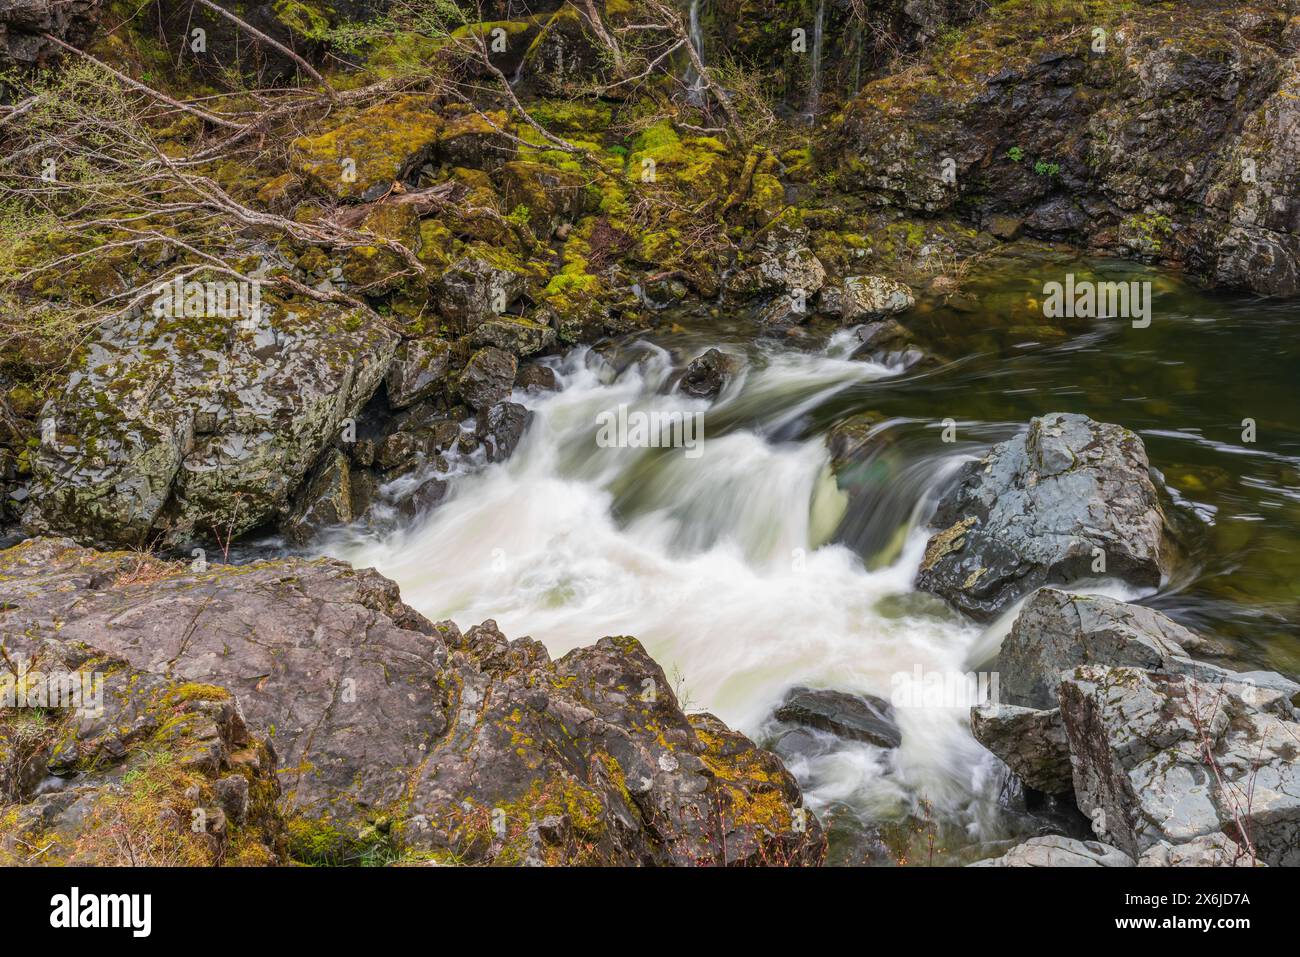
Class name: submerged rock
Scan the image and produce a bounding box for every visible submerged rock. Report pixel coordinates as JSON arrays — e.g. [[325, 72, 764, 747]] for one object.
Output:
[[916, 413, 1177, 621], [849, 319, 926, 369], [0, 538, 826, 867], [773, 687, 902, 750], [678, 348, 742, 400]]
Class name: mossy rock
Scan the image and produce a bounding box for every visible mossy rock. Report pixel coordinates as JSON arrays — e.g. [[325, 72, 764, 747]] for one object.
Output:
[[293, 96, 443, 201]]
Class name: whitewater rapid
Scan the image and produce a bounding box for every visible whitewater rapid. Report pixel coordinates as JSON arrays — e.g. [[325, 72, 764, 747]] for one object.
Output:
[[329, 340, 1013, 840]]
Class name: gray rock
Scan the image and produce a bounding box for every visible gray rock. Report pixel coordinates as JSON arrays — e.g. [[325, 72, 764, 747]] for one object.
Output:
[[969, 835, 1135, 867], [774, 687, 902, 749], [970, 703, 1073, 794], [437, 256, 527, 334], [916, 413, 1176, 620], [1058, 665, 1300, 866], [386, 338, 452, 409], [999, 587, 1196, 709], [841, 275, 915, 320], [1138, 833, 1263, 867], [726, 229, 826, 300], [457, 346, 517, 411], [23, 298, 398, 547]]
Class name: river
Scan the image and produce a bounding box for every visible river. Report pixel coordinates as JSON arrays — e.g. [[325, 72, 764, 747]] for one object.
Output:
[[324, 253, 1300, 863]]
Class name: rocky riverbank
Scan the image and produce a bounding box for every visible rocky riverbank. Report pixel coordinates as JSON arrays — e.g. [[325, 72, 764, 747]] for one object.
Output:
[[0, 537, 825, 865], [1, 0, 1297, 867]]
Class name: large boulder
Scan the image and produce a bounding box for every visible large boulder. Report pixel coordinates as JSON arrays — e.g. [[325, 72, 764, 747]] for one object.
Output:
[[974, 586, 1300, 812], [916, 413, 1178, 621], [22, 296, 398, 548], [998, 587, 1201, 710], [0, 538, 826, 866], [826, 0, 1300, 295], [726, 229, 827, 301], [1059, 665, 1300, 866], [436, 252, 531, 334]]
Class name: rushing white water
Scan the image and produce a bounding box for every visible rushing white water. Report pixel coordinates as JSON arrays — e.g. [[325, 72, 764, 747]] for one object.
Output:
[[330, 340, 1019, 853]]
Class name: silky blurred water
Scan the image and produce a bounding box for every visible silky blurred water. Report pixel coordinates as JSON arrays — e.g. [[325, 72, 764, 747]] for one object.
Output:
[[327, 255, 1300, 863]]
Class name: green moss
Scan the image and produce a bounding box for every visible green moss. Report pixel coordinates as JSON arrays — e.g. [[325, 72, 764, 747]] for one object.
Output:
[[292, 95, 442, 200]]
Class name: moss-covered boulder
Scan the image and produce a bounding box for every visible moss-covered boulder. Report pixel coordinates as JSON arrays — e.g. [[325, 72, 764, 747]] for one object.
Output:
[[293, 96, 443, 201], [23, 293, 398, 547], [496, 159, 591, 236], [824, 0, 1300, 295]]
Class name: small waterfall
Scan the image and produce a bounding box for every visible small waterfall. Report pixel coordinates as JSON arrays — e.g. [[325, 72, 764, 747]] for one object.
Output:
[[806, 0, 826, 122], [684, 0, 706, 105], [329, 338, 1006, 848]]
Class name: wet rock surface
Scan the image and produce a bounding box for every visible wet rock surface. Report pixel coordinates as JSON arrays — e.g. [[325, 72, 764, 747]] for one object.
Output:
[[773, 687, 902, 750], [917, 413, 1177, 621], [678, 348, 742, 399], [22, 299, 398, 548]]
